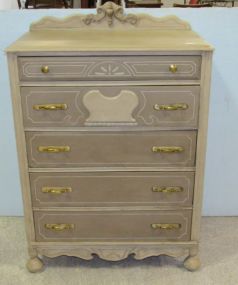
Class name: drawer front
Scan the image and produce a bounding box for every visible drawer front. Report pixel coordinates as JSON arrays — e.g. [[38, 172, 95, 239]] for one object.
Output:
[[21, 86, 200, 128], [26, 131, 197, 168], [34, 210, 192, 241], [30, 172, 194, 207], [18, 56, 201, 81]]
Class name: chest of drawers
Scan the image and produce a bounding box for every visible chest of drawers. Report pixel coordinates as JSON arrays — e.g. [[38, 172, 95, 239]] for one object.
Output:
[[6, 2, 213, 272]]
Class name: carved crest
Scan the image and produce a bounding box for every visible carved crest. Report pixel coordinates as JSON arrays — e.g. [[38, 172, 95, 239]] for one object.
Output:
[[30, 1, 191, 31], [83, 2, 138, 26]]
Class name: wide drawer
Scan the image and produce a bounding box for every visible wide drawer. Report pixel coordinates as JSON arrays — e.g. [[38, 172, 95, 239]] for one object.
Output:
[[26, 131, 197, 168], [34, 210, 192, 242], [30, 172, 194, 207], [18, 56, 201, 81], [21, 86, 200, 128]]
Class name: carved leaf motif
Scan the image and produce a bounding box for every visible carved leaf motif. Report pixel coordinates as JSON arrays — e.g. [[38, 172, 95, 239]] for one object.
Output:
[[37, 246, 189, 261], [83, 2, 138, 27]]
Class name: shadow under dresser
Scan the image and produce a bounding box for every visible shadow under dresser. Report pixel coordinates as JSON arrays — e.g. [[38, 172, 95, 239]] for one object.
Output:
[[6, 2, 213, 272]]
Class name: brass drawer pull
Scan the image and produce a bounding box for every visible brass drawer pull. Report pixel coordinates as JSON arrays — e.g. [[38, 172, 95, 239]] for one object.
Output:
[[154, 103, 188, 111], [41, 65, 49, 73], [152, 146, 184, 153], [38, 146, 71, 153], [169, 64, 178, 73], [33, 103, 67, 111], [152, 186, 184, 193], [151, 223, 181, 230], [45, 223, 75, 231], [42, 187, 72, 194]]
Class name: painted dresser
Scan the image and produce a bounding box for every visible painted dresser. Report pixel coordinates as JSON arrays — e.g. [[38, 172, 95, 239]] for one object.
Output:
[[6, 2, 213, 272]]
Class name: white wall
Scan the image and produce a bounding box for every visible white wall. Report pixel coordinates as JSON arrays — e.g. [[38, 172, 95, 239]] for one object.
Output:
[[0, 8, 238, 216]]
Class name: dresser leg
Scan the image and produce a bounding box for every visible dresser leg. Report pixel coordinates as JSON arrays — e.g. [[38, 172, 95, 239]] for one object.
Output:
[[26, 256, 44, 273], [183, 254, 201, 271]]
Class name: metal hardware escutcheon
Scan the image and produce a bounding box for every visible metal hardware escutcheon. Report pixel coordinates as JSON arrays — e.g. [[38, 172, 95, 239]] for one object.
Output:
[[33, 103, 67, 111], [151, 223, 181, 230], [154, 103, 188, 111], [41, 65, 49, 73], [38, 146, 71, 153], [42, 187, 72, 194], [45, 224, 75, 231], [152, 146, 184, 153], [169, 64, 178, 73], [152, 186, 184, 193]]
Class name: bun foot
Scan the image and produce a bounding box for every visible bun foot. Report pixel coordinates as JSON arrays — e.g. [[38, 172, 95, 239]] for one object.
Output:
[[184, 255, 201, 271], [26, 257, 44, 273]]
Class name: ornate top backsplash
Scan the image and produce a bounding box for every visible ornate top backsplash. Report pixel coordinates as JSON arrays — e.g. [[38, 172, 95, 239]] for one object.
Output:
[[30, 1, 191, 31]]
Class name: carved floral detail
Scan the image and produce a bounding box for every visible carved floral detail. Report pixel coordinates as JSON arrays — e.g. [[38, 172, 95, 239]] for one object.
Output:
[[83, 2, 138, 27], [36, 246, 189, 261], [30, 2, 191, 31]]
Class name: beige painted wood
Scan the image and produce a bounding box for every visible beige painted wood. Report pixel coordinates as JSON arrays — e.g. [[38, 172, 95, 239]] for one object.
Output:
[[18, 56, 201, 81], [6, 3, 213, 53], [30, 171, 194, 207], [33, 241, 197, 261], [34, 209, 192, 242], [6, 2, 213, 271], [29, 166, 196, 172], [25, 131, 197, 168], [191, 52, 213, 241], [7, 54, 36, 258], [21, 85, 200, 128]]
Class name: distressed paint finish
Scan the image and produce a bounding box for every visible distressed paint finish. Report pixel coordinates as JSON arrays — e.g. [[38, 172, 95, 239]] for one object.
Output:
[[6, 2, 213, 272]]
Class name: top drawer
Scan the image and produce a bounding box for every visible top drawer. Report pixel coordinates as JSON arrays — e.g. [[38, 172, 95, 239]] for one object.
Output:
[[18, 56, 201, 82]]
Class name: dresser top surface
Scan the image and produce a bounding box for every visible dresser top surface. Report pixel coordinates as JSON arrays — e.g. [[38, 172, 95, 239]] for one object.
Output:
[[6, 2, 213, 53]]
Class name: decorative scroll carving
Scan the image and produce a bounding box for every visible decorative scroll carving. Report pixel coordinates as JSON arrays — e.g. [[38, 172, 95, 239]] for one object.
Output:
[[83, 2, 138, 26], [30, 2, 191, 31], [36, 245, 189, 261]]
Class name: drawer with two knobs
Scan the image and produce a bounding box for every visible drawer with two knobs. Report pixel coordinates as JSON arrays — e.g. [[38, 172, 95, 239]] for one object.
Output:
[[18, 55, 201, 82]]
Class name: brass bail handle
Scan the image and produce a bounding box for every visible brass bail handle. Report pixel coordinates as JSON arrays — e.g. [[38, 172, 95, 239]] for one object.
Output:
[[154, 103, 188, 111], [33, 104, 68, 111], [152, 186, 184, 193], [38, 146, 71, 153], [42, 187, 72, 194], [151, 223, 181, 230], [45, 224, 75, 231], [152, 146, 184, 153]]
